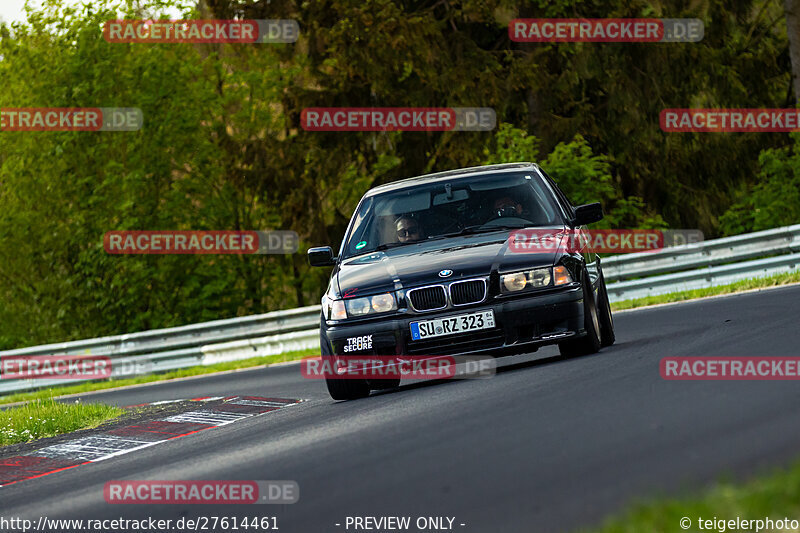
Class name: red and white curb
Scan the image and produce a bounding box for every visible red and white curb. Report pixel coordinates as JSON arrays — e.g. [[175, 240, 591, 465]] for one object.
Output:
[[0, 396, 302, 487], [123, 395, 228, 408]]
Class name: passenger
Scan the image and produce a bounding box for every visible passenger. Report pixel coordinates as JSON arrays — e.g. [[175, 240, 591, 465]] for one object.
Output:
[[395, 216, 423, 243]]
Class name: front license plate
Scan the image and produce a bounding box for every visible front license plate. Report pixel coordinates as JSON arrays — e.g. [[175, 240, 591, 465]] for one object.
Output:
[[410, 310, 495, 341]]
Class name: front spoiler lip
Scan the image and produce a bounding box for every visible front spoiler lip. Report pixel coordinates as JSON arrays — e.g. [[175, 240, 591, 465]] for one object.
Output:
[[328, 330, 579, 377]]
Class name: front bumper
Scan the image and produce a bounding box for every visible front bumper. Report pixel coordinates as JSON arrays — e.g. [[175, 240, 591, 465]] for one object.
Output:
[[322, 286, 584, 358]]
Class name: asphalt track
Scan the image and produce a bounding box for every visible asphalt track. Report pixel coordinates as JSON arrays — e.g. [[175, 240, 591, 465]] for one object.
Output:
[[2, 285, 800, 533]]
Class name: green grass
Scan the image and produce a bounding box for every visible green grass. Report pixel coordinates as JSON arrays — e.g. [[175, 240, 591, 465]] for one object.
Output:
[[0, 397, 124, 446], [611, 271, 800, 312], [0, 348, 318, 406], [586, 457, 800, 533]]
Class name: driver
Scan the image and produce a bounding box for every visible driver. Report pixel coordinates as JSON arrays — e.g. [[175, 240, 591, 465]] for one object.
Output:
[[492, 195, 524, 218], [395, 215, 424, 243]]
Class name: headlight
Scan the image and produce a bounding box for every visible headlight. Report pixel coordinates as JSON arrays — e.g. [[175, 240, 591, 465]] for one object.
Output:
[[500, 267, 556, 293], [502, 272, 527, 292], [346, 297, 372, 316], [529, 268, 552, 287], [553, 265, 572, 285], [371, 293, 396, 313], [343, 292, 397, 317]]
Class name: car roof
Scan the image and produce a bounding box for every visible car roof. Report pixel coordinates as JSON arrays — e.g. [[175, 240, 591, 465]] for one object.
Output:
[[364, 162, 542, 197]]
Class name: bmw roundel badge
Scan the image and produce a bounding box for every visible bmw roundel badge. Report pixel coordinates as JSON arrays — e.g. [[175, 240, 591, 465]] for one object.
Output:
[[439, 269, 453, 278]]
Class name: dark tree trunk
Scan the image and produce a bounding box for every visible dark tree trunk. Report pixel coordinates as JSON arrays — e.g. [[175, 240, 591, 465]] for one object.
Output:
[[786, 0, 800, 103]]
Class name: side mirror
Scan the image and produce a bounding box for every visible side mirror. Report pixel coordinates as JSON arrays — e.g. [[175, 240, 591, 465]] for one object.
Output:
[[573, 203, 603, 226], [308, 246, 336, 267]]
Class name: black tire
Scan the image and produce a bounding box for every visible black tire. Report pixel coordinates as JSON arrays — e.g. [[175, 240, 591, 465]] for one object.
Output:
[[558, 270, 602, 357], [368, 377, 401, 390], [597, 274, 616, 347], [321, 335, 370, 400]]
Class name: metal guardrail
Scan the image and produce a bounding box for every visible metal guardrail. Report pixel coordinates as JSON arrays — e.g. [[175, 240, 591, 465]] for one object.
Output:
[[1, 225, 798, 395], [605, 253, 800, 302], [603, 224, 800, 301], [603, 224, 800, 282], [0, 306, 322, 394]]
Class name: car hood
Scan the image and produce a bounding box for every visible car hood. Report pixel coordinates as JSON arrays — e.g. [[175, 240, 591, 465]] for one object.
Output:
[[335, 227, 566, 298]]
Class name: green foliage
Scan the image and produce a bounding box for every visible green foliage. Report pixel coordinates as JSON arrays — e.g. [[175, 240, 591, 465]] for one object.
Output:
[[720, 135, 800, 235], [541, 134, 615, 206], [483, 123, 540, 164], [483, 125, 666, 228], [0, 0, 793, 348]]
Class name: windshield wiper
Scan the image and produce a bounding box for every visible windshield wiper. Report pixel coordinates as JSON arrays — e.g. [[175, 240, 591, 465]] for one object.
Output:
[[342, 241, 412, 260], [373, 242, 415, 252], [367, 224, 528, 252], [432, 224, 527, 239]]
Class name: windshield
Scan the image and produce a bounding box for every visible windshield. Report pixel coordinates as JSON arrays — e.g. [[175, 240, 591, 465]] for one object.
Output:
[[341, 172, 562, 259]]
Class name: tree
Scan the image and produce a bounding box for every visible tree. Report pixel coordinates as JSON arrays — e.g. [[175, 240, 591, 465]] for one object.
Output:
[[786, 0, 800, 102], [0, 0, 794, 347]]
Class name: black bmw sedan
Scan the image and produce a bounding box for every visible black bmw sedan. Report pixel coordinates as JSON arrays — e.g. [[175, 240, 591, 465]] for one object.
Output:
[[308, 162, 615, 399]]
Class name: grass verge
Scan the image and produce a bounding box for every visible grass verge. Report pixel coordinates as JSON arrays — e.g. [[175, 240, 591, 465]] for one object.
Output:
[[586, 458, 800, 532], [611, 271, 800, 312], [0, 348, 318, 406], [0, 397, 124, 446]]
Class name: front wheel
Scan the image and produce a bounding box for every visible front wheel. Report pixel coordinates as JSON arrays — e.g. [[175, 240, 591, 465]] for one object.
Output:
[[368, 377, 401, 390], [558, 270, 602, 357], [597, 274, 615, 347], [321, 335, 370, 400], [324, 355, 371, 400]]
